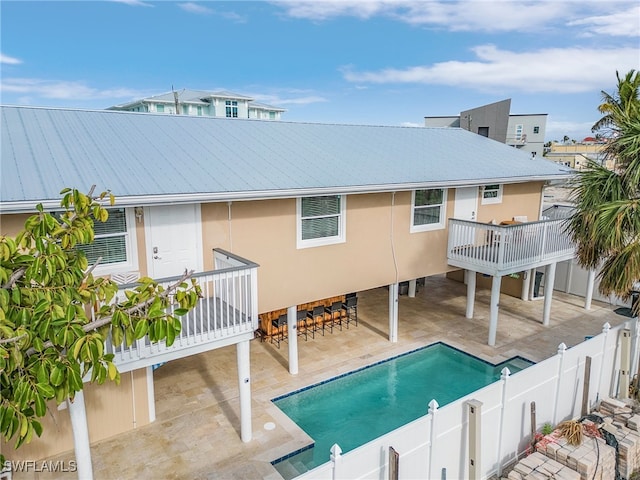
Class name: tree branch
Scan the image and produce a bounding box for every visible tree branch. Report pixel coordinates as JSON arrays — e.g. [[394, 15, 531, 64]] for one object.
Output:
[[0, 333, 27, 346], [1, 266, 26, 290]]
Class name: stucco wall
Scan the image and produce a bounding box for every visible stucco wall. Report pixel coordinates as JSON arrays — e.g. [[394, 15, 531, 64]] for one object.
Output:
[[2, 369, 150, 461]]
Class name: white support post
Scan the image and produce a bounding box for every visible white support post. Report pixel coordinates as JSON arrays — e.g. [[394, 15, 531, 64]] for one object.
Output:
[[466, 270, 476, 319], [467, 399, 483, 480], [389, 283, 399, 343], [68, 390, 94, 480], [528, 268, 536, 301], [632, 318, 640, 379], [552, 343, 567, 425], [542, 263, 557, 326], [408, 279, 417, 298], [488, 276, 502, 346], [330, 444, 342, 480], [428, 399, 439, 480], [287, 306, 299, 375], [521, 270, 531, 301], [597, 323, 611, 401], [585, 269, 596, 310], [496, 368, 511, 477], [146, 366, 156, 423], [237, 340, 252, 443]]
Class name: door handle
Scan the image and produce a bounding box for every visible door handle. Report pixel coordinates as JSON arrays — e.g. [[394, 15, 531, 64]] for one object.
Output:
[[153, 255, 162, 260]]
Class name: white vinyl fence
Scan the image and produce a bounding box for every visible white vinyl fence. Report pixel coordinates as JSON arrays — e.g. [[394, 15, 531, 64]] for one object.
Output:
[[297, 320, 631, 480]]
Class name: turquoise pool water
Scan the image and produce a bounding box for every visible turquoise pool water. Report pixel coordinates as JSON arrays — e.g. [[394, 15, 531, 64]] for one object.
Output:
[[271, 342, 532, 477]]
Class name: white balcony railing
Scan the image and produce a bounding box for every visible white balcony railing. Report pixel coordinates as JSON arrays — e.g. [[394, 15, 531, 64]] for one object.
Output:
[[447, 218, 575, 276], [105, 248, 259, 373]]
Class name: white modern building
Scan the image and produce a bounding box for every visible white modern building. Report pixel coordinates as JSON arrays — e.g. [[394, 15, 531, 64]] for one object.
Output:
[[424, 99, 547, 158], [108, 89, 286, 120]]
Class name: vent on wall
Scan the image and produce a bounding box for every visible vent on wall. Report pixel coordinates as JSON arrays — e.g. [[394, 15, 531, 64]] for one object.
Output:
[[110, 272, 140, 285]]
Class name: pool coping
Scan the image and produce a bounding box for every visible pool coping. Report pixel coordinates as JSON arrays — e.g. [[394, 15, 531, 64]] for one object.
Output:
[[271, 340, 534, 403]]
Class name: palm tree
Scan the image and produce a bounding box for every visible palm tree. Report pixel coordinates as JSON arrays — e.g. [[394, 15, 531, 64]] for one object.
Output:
[[591, 70, 640, 134], [568, 70, 640, 314]]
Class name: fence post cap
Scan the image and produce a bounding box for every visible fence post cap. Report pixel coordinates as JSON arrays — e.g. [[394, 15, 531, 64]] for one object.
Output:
[[330, 443, 342, 460]]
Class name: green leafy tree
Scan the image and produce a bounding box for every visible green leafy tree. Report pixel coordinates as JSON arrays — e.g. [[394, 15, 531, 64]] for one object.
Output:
[[568, 70, 640, 310], [0, 188, 200, 460]]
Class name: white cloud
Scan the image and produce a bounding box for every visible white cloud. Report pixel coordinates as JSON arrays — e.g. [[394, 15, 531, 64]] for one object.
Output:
[[178, 2, 214, 15], [274, 1, 639, 36], [1, 53, 22, 65], [341, 45, 640, 94], [250, 91, 328, 106], [110, 0, 154, 6], [0, 78, 149, 102], [567, 5, 640, 37]]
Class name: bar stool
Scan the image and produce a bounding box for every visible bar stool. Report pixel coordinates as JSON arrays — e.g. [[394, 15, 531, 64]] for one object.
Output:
[[271, 313, 288, 348], [308, 305, 326, 337], [325, 301, 344, 333], [297, 309, 310, 340], [343, 295, 358, 328]]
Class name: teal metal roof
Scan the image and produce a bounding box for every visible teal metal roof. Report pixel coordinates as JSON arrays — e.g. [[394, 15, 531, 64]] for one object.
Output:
[[1, 105, 573, 212]]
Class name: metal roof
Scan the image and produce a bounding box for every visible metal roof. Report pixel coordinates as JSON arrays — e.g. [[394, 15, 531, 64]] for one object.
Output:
[[1, 105, 574, 212]]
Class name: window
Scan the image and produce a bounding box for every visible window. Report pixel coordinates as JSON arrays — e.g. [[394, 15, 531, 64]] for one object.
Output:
[[515, 124, 523, 140], [297, 195, 346, 248], [481, 184, 503, 205], [197, 106, 202, 116], [156, 104, 165, 113], [411, 189, 447, 232], [477, 126, 489, 137], [225, 100, 238, 118], [269, 111, 276, 120], [182, 105, 189, 115], [533, 126, 540, 134], [73, 208, 138, 273]]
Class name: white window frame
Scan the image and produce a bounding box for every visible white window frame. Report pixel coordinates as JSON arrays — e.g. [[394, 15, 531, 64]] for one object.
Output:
[[297, 195, 346, 249], [225, 100, 238, 118], [481, 184, 503, 205], [77, 207, 139, 276], [410, 189, 448, 233]]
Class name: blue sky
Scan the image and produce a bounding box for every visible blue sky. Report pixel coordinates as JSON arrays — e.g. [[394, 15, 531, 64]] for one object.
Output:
[[1, 1, 638, 142]]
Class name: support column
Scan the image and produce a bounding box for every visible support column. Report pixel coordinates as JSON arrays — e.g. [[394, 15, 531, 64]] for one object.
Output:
[[528, 268, 536, 300], [585, 269, 595, 310], [146, 366, 156, 423], [542, 263, 557, 326], [488, 275, 502, 346], [466, 270, 476, 319], [389, 283, 399, 343], [236, 340, 252, 442], [408, 279, 417, 298], [68, 390, 94, 480], [521, 270, 531, 301], [287, 306, 299, 375], [620, 329, 631, 399]]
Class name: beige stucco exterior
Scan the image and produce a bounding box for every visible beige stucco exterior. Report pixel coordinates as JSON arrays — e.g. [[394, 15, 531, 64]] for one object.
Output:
[[2, 369, 150, 461], [0, 180, 545, 461]]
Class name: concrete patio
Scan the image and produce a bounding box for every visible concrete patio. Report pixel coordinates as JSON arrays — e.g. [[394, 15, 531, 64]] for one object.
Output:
[[17, 274, 630, 479]]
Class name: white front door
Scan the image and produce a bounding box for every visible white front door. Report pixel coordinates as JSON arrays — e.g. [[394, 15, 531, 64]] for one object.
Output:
[[453, 187, 479, 247], [145, 204, 203, 279], [454, 187, 478, 221]]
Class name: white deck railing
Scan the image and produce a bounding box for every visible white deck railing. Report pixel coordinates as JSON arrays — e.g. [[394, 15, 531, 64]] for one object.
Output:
[[105, 248, 259, 373], [447, 218, 575, 276]]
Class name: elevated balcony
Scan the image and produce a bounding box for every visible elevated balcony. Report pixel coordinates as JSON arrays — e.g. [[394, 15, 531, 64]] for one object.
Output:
[[447, 218, 575, 277], [506, 134, 527, 147], [106, 248, 259, 373]]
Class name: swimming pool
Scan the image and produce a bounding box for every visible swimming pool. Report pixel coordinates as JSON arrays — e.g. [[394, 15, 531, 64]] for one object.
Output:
[[271, 342, 532, 478]]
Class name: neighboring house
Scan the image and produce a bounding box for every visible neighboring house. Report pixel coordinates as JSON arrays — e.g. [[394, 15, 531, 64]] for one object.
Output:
[[544, 140, 608, 170], [108, 89, 286, 120], [0, 105, 575, 467], [424, 99, 547, 158]]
